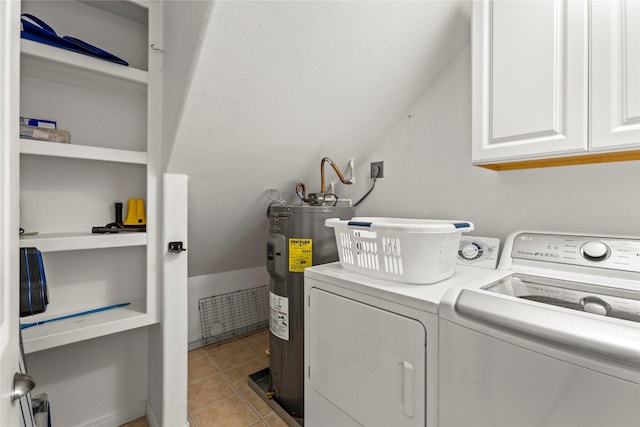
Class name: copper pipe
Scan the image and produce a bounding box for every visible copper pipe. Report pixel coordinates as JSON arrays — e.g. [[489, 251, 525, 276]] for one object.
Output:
[[295, 182, 306, 201], [321, 157, 352, 194]]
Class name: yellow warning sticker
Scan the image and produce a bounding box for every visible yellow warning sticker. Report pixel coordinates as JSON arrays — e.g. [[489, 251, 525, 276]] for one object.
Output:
[[289, 238, 312, 272]]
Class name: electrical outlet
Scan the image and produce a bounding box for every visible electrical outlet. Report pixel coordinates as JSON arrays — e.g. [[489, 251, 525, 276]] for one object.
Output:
[[370, 161, 384, 178]]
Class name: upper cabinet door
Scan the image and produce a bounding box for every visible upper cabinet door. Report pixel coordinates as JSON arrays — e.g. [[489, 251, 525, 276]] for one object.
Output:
[[472, 0, 588, 164], [591, 0, 640, 151]]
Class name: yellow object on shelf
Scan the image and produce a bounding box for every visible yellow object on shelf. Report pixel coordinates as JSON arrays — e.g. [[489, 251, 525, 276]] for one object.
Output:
[[123, 198, 146, 226]]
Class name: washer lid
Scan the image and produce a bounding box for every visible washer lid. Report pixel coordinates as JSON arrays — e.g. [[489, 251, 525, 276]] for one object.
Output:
[[453, 275, 640, 364], [484, 274, 640, 323]]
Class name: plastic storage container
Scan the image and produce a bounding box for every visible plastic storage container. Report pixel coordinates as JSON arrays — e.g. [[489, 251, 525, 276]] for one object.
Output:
[[20, 124, 70, 143], [325, 217, 474, 284]]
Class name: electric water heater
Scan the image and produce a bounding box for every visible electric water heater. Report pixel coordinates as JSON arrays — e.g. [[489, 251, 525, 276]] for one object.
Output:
[[266, 204, 354, 419]]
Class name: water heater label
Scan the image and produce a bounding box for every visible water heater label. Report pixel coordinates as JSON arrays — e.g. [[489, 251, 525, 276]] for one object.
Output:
[[270, 292, 289, 341], [289, 238, 313, 272]]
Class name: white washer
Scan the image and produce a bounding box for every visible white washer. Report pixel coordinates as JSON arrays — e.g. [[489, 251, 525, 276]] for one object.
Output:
[[439, 231, 640, 426], [303, 237, 500, 427]]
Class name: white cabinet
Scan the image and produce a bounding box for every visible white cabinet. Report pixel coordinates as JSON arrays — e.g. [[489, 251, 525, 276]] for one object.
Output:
[[590, 0, 640, 150], [18, 0, 161, 353], [472, 0, 588, 164], [473, 0, 640, 170]]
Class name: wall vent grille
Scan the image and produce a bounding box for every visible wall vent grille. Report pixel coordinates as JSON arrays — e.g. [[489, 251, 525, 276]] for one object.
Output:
[[198, 285, 269, 346]]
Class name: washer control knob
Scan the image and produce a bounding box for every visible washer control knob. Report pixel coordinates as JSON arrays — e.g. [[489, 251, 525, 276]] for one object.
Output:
[[459, 242, 483, 260], [580, 296, 611, 316], [581, 241, 610, 261]]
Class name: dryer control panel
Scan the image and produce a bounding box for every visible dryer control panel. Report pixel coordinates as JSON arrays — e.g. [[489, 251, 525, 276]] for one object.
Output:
[[457, 236, 501, 269]]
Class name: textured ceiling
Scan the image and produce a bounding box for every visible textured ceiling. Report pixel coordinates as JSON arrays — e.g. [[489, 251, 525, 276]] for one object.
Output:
[[166, 0, 471, 277]]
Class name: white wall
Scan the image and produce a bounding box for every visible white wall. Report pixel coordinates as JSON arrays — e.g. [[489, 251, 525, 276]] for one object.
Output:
[[174, 4, 639, 350], [351, 45, 640, 239], [162, 0, 213, 172], [166, 0, 472, 277]]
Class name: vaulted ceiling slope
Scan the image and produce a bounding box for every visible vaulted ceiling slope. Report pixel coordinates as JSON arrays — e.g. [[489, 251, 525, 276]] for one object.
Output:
[[165, 1, 471, 277]]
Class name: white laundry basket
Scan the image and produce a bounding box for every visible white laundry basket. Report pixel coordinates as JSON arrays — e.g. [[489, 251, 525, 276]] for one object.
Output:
[[325, 217, 474, 284]]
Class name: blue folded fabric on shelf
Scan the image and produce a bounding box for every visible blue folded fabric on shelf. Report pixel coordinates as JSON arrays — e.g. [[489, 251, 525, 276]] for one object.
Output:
[[20, 14, 129, 66], [19, 247, 49, 318]]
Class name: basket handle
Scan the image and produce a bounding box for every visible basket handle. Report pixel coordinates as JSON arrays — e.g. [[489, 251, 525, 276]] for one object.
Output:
[[452, 222, 473, 229], [347, 220, 473, 230], [347, 221, 372, 228], [325, 218, 474, 232]]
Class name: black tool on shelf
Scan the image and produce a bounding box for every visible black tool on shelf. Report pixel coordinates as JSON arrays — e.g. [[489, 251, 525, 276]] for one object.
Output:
[[92, 202, 146, 234]]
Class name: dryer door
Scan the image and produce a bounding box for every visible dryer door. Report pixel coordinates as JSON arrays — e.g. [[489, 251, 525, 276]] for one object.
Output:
[[308, 288, 426, 427]]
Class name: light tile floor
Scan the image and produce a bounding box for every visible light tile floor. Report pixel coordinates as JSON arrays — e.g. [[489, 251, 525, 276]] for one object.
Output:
[[122, 328, 288, 427]]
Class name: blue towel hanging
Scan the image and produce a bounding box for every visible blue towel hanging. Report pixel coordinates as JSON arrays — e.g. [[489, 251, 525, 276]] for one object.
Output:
[[20, 14, 129, 66]]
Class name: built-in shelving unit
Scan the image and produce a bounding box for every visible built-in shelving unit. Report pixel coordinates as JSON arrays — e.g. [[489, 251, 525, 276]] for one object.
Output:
[[8, 2, 184, 425], [18, 0, 159, 354]]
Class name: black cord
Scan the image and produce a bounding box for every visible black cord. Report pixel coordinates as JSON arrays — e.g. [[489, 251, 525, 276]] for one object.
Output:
[[354, 177, 376, 207], [323, 193, 340, 206]]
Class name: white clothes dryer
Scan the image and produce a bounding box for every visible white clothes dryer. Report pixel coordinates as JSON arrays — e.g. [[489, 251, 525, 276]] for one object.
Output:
[[303, 237, 500, 427]]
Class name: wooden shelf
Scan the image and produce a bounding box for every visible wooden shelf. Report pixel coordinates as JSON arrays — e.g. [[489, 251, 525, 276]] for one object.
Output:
[[20, 138, 147, 164], [19, 231, 147, 252], [21, 298, 153, 354]]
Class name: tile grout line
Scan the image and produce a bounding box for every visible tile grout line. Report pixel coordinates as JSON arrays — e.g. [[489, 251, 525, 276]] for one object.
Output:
[[190, 344, 263, 422], [187, 329, 274, 427], [222, 337, 274, 425], [188, 352, 235, 419]]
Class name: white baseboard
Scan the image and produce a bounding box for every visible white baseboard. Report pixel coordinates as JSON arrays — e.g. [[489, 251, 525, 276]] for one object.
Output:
[[188, 338, 204, 351], [145, 401, 158, 427], [84, 401, 146, 427], [146, 400, 190, 427]]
